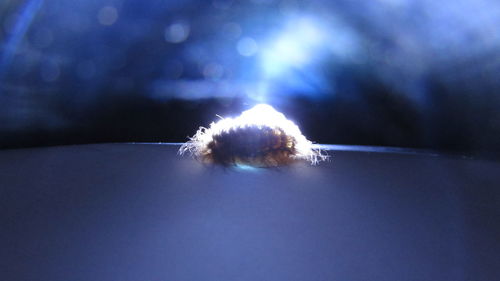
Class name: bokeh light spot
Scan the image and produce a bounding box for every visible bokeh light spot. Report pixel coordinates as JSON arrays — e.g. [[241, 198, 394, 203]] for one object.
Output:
[[237, 37, 259, 56], [165, 22, 190, 43], [97, 6, 119, 26]]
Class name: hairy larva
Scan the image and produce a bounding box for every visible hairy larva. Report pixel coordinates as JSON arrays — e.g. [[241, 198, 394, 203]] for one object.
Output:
[[179, 104, 328, 167]]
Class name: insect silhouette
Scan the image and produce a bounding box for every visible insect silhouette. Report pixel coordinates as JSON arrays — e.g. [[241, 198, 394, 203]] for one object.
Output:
[[179, 104, 328, 167]]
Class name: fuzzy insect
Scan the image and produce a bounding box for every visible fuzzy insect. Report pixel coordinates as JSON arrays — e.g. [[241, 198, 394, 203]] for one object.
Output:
[[179, 104, 328, 167]]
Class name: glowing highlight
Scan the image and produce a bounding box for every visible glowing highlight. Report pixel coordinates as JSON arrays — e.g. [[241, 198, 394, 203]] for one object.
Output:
[[179, 104, 328, 167]]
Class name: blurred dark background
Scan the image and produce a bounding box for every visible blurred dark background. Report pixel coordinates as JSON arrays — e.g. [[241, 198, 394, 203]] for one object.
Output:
[[1, 0, 500, 158]]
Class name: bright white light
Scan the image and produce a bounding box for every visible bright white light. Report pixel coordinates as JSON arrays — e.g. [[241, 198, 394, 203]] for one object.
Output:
[[206, 104, 303, 139], [295, 18, 323, 44], [260, 18, 325, 76], [237, 104, 313, 157], [180, 103, 327, 165], [273, 36, 307, 64], [240, 104, 286, 125], [198, 104, 309, 153]]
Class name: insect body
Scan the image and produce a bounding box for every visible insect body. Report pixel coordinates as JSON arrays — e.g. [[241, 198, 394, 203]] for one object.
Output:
[[179, 104, 327, 167]]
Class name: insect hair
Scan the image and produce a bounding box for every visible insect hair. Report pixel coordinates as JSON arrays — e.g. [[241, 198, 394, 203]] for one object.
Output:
[[179, 104, 328, 167]]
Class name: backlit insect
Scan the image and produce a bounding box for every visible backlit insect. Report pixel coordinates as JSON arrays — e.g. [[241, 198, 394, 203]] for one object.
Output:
[[179, 104, 328, 167]]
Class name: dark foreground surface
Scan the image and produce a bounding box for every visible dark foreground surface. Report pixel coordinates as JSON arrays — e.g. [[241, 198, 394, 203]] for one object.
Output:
[[0, 144, 499, 281]]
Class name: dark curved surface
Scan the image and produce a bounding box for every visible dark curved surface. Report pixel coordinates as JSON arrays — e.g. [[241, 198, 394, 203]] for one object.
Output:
[[0, 143, 499, 281]]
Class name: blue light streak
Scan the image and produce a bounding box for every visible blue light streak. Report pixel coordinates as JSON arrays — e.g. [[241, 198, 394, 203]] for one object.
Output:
[[0, 0, 44, 81]]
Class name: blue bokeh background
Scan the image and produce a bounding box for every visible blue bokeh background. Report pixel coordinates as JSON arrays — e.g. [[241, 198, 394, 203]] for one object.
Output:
[[1, 0, 500, 157]]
